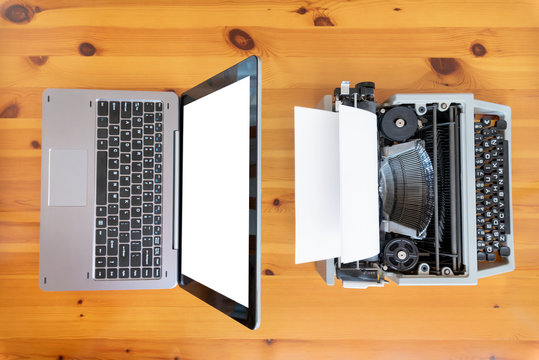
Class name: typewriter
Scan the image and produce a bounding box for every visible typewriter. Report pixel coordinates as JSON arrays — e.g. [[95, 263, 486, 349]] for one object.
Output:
[[295, 82, 514, 289]]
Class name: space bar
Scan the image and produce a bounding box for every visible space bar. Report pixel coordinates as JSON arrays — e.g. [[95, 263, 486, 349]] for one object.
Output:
[[96, 151, 107, 205]]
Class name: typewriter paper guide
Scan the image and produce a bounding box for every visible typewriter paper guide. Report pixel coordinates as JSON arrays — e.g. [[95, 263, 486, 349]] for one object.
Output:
[[294, 105, 380, 264]]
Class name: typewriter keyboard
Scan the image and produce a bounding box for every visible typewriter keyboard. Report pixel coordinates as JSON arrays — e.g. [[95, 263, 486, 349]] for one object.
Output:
[[474, 116, 511, 262], [94, 100, 163, 280]]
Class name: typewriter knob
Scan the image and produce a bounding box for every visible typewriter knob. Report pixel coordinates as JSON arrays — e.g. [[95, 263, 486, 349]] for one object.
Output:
[[382, 238, 419, 272], [380, 106, 418, 142]]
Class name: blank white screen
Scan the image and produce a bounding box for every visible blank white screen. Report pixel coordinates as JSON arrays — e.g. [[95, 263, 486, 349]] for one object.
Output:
[[181, 76, 250, 307]]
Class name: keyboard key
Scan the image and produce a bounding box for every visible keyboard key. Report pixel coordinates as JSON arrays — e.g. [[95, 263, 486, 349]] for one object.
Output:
[[120, 153, 131, 163], [95, 269, 106, 279], [121, 119, 132, 130], [133, 102, 143, 115], [109, 125, 120, 136], [96, 246, 106, 256], [120, 187, 130, 197], [154, 257, 161, 266], [119, 268, 129, 278], [144, 136, 154, 145], [96, 229, 106, 244], [143, 169, 153, 179], [109, 147, 119, 158], [98, 117, 108, 127], [119, 244, 129, 266], [132, 162, 142, 172], [120, 198, 131, 209], [120, 176, 131, 186], [95, 257, 106, 267], [132, 173, 142, 183], [107, 227, 118, 238], [133, 150, 143, 160], [97, 139, 107, 149], [96, 218, 106, 228], [108, 204, 119, 214], [142, 268, 152, 278], [119, 221, 130, 231], [144, 114, 154, 123], [108, 181, 119, 192], [133, 117, 143, 127], [156, 102, 163, 111], [131, 252, 141, 266], [477, 252, 486, 261], [131, 230, 142, 240], [143, 237, 153, 247], [155, 112, 162, 122], [143, 225, 153, 235], [133, 128, 143, 138], [131, 218, 141, 228], [143, 181, 153, 190], [108, 216, 118, 226], [110, 101, 120, 123], [119, 233, 130, 243], [121, 131, 131, 141], [98, 101, 108, 116], [131, 268, 141, 278], [144, 102, 154, 112], [96, 206, 107, 217], [107, 257, 117, 267], [144, 158, 154, 168], [121, 102, 131, 118], [107, 269, 118, 279], [121, 142, 131, 153], [144, 125, 154, 134], [109, 135, 120, 146], [154, 268, 161, 278], [131, 241, 142, 252]]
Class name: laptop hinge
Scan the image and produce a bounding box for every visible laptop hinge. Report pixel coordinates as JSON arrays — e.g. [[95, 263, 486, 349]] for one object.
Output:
[[172, 130, 180, 250]]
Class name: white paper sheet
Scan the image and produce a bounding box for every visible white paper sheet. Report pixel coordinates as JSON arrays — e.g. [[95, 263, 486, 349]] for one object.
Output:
[[294, 107, 341, 264], [294, 105, 380, 264], [338, 105, 380, 262]]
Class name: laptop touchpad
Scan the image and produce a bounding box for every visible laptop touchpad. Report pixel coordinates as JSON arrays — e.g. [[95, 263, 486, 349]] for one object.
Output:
[[48, 149, 88, 207]]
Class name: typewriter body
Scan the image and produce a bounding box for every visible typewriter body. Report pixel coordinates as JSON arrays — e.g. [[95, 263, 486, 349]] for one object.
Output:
[[302, 82, 514, 289]]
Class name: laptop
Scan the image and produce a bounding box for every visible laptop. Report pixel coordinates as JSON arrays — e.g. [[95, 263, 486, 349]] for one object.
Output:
[[39, 56, 261, 330]]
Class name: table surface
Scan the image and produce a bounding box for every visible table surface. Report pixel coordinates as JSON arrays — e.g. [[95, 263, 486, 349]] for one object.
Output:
[[1, 1, 539, 359]]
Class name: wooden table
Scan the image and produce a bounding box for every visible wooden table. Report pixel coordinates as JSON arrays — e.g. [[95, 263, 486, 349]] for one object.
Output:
[[1, 1, 539, 359]]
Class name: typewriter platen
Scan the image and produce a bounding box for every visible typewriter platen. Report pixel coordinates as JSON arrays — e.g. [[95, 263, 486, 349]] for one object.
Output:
[[315, 82, 514, 288]]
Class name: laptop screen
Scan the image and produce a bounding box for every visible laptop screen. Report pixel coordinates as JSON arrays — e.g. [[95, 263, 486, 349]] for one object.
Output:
[[181, 76, 250, 307], [178, 56, 260, 329]]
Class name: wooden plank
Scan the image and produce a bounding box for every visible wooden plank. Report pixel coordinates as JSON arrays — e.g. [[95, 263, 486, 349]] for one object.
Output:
[[1, 56, 539, 90], [1, 1, 538, 29], [1, 27, 538, 57], [0, 338, 537, 360]]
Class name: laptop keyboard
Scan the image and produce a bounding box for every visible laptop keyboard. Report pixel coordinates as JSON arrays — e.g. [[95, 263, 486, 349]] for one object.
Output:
[[94, 100, 163, 280]]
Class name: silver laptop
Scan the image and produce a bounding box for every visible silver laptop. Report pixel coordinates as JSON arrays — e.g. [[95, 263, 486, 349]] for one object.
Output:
[[39, 56, 261, 330]]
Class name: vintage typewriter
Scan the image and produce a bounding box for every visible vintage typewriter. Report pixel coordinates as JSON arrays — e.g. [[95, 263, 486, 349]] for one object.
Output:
[[296, 82, 514, 288]]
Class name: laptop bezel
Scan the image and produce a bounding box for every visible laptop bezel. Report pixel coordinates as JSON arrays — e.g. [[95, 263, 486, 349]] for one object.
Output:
[[177, 56, 261, 330]]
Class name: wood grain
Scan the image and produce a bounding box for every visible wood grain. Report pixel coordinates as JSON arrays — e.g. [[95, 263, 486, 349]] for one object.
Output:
[[1, 0, 539, 359]]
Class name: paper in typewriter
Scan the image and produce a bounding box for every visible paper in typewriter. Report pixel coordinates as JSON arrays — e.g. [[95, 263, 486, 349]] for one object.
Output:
[[295, 105, 380, 264]]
